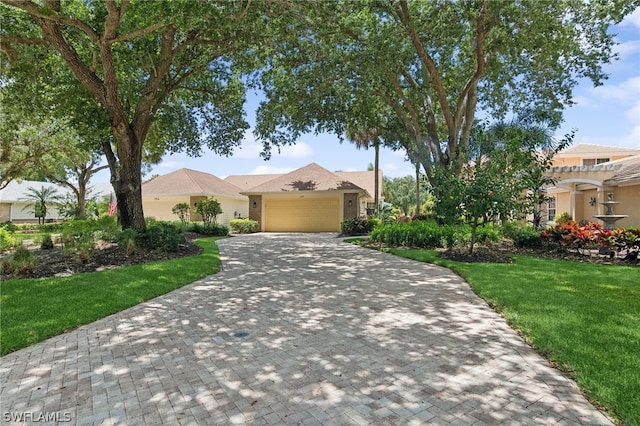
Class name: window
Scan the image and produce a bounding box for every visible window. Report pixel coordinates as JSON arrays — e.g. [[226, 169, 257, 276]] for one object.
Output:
[[548, 197, 556, 222], [583, 158, 610, 166]]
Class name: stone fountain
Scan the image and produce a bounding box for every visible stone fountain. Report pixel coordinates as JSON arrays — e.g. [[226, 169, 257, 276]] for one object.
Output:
[[593, 193, 628, 230]]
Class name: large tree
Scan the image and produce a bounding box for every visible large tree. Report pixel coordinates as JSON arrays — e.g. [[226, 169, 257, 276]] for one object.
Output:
[[1, 0, 270, 230], [255, 0, 636, 184]]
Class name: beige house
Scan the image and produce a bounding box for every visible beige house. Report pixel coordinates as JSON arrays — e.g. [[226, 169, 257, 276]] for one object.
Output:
[[141, 168, 248, 225], [543, 144, 640, 228], [0, 180, 111, 223], [227, 163, 380, 232]]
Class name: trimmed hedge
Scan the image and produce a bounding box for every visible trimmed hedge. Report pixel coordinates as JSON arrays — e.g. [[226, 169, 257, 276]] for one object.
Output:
[[230, 218, 259, 234], [369, 220, 502, 249]]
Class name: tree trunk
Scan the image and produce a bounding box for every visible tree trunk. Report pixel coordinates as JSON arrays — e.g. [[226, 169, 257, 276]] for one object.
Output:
[[374, 142, 380, 209], [107, 128, 146, 231], [415, 162, 420, 216]]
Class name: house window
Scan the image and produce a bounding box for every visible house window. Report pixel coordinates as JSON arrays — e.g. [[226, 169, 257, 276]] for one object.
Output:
[[548, 197, 556, 222], [583, 158, 610, 166]]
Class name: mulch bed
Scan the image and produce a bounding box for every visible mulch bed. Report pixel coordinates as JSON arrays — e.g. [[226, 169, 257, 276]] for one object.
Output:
[[1, 233, 203, 280]]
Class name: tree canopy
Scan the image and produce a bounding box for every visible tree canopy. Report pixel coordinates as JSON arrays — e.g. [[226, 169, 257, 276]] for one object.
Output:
[[255, 0, 636, 183], [1, 0, 273, 229]]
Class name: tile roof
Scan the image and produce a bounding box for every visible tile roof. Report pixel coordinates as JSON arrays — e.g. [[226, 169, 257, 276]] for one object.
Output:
[[142, 168, 245, 199], [604, 158, 640, 185], [555, 143, 640, 157], [224, 174, 282, 191], [241, 163, 367, 194]]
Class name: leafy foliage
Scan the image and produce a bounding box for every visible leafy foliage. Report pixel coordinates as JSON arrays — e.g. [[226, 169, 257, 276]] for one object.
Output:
[[229, 218, 259, 234], [172, 203, 191, 223], [191, 223, 229, 237], [340, 218, 377, 236], [194, 199, 223, 225]]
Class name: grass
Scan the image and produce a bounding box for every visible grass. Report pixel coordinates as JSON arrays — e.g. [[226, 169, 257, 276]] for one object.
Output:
[[0, 237, 223, 356], [375, 245, 640, 425]]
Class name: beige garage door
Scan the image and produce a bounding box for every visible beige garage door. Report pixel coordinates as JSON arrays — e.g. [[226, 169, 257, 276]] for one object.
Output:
[[265, 197, 340, 232]]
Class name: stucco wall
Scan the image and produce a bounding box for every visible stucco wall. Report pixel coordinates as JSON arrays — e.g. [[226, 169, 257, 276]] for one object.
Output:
[[248, 195, 262, 229], [343, 193, 358, 220], [143, 195, 249, 225]]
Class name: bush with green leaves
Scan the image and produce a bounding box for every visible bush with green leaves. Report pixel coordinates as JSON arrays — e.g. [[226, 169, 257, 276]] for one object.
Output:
[[136, 222, 186, 253], [229, 218, 259, 234], [370, 220, 455, 248], [194, 198, 222, 225], [340, 218, 377, 236], [1, 228, 17, 251], [1, 222, 18, 233], [172, 203, 191, 223], [40, 233, 54, 249], [1, 245, 36, 276], [192, 223, 229, 236]]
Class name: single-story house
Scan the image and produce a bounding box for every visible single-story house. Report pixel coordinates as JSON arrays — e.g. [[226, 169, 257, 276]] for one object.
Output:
[[141, 168, 249, 225], [142, 164, 383, 232], [0, 180, 112, 223], [543, 144, 640, 228], [233, 163, 374, 232]]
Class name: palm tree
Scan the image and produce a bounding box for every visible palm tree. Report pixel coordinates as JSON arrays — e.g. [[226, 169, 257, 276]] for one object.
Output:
[[21, 185, 60, 224], [346, 127, 380, 210]]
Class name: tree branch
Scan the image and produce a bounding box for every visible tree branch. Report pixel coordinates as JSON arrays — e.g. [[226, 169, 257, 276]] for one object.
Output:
[[2, 0, 99, 43], [111, 22, 167, 44]]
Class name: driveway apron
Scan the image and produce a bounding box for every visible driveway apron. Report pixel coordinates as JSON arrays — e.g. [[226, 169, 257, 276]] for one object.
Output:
[[1, 233, 611, 425]]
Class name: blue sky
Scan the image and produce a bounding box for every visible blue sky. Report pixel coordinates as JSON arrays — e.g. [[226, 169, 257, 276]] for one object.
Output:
[[96, 10, 640, 183]]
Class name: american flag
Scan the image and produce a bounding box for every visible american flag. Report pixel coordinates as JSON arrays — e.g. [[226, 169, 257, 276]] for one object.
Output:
[[108, 193, 118, 216]]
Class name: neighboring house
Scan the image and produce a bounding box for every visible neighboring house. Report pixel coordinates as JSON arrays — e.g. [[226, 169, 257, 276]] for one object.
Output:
[[141, 168, 248, 225], [0, 180, 112, 223], [225, 165, 384, 221], [234, 163, 373, 232], [542, 144, 640, 228]]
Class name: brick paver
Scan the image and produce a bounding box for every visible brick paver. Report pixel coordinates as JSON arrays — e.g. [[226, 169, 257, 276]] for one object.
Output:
[[1, 233, 612, 425]]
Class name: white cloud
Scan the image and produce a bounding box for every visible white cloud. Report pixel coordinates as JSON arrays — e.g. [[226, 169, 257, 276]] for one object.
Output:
[[614, 39, 640, 59], [248, 165, 294, 175], [591, 76, 640, 103], [626, 99, 640, 122], [275, 142, 315, 159], [620, 7, 640, 28], [620, 125, 640, 148]]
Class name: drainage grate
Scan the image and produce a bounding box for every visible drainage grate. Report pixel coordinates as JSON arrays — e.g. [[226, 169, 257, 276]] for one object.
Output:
[[232, 332, 249, 338]]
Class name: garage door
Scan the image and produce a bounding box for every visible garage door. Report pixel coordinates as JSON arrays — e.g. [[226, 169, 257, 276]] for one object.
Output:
[[265, 197, 340, 232]]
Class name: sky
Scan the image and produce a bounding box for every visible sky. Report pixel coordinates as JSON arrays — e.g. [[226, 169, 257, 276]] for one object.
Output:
[[95, 9, 640, 183]]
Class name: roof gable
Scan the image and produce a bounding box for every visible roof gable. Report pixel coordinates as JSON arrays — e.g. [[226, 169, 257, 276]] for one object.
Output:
[[142, 168, 244, 198], [243, 163, 365, 193]]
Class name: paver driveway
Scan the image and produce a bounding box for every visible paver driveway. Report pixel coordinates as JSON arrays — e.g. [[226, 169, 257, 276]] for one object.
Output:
[[1, 233, 611, 425]]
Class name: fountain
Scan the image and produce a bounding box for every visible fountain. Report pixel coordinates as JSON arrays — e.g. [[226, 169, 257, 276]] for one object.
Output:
[[593, 193, 628, 230]]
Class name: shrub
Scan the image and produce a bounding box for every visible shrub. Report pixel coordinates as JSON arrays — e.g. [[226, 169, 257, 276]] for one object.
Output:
[[40, 233, 54, 249], [513, 229, 543, 248], [117, 228, 139, 255], [0, 228, 17, 251], [194, 199, 222, 224], [1, 245, 36, 276], [474, 224, 502, 244], [230, 218, 259, 234], [340, 218, 376, 236], [136, 222, 186, 253], [192, 223, 228, 236], [172, 203, 191, 223], [370, 220, 451, 248], [0, 222, 18, 233], [555, 212, 573, 224]]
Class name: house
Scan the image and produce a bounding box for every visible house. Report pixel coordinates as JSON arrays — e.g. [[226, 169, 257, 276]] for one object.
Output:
[[233, 163, 374, 232], [542, 144, 640, 228], [0, 180, 112, 223], [141, 168, 248, 225]]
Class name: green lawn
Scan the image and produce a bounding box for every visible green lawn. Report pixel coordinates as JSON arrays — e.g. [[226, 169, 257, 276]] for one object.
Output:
[[0, 237, 222, 356], [384, 247, 640, 425]]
